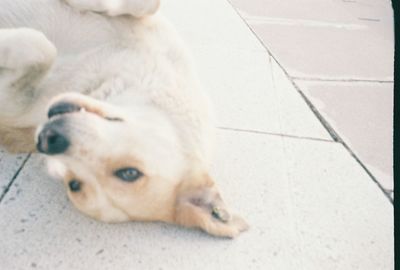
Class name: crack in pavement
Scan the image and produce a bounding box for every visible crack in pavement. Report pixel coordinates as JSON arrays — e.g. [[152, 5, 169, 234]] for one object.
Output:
[[0, 153, 31, 203], [217, 126, 335, 143]]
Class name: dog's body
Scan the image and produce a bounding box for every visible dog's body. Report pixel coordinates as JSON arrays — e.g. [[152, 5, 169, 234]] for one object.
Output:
[[0, 0, 247, 237]]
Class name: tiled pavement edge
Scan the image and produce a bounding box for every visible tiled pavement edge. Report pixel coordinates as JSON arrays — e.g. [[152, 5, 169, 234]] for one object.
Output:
[[297, 81, 394, 193], [0, 0, 394, 269], [228, 0, 394, 197]]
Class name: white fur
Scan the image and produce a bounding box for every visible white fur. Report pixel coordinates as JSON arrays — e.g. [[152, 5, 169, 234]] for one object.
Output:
[[0, 0, 246, 234], [0, 0, 215, 164]]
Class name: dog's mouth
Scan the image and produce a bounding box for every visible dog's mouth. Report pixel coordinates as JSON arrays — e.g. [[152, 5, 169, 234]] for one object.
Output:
[[47, 101, 123, 122]]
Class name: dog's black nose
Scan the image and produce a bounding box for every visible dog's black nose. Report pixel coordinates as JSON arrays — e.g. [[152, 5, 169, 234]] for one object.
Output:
[[48, 102, 81, 119], [37, 127, 70, 155]]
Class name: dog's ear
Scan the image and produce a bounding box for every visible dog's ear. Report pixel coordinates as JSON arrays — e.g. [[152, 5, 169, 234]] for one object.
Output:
[[174, 173, 249, 238]]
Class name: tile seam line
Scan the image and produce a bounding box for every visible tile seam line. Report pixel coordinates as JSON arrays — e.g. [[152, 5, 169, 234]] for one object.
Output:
[[217, 126, 335, 142], [292, 77, 394, 83], [290, 82, 393, 204], [0, 153, 31, 203], [225, 0, 393, 204]]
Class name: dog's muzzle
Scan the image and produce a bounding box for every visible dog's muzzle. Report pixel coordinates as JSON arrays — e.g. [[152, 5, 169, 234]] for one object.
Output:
[[36, 101, 82, 155]]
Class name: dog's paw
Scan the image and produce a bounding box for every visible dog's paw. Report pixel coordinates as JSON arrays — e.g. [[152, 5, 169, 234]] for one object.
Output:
[[0, 28, 56, 69], [207, 214, 250, 239]]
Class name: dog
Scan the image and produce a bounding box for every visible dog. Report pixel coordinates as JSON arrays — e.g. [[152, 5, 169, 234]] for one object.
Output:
[[0, 0, 248, 238]]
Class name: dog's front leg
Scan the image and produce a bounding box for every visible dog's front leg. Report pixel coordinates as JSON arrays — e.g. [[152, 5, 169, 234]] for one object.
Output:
[[65, 0, 160, 18], [0, 28, 56, 152], [0, 28, 56, 122]]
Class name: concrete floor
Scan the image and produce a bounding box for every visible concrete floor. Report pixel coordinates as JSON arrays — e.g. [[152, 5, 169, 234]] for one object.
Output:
[[0, 0, 394, 269]]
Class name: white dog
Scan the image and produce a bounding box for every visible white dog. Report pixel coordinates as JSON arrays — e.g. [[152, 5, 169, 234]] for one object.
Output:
[[0, 0, 248, 237]]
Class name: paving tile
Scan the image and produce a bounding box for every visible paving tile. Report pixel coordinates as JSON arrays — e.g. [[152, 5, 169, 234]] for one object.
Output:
[[0, 131, 393, 270], [0, 146, 28, 197], [230, 0, 393, 27], [248, 23, 393, 80], [230, 0, 394, 80], [160, 0, 264, 52], [231, 0, 355, 23], [190, 47, 332, 140], [296, 80, 393, 191], [160, 0, 332, 139], [272, 133, 393, 269], [163, 0, 332, 140]]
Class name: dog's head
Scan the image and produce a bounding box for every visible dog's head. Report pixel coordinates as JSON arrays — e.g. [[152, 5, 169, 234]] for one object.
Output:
[[35, 93, 248, 238]]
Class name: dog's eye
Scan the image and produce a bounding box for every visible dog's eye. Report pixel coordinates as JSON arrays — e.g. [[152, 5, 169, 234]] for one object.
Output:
[[68, 179, 82, 192], [114, 168, 143, 182]]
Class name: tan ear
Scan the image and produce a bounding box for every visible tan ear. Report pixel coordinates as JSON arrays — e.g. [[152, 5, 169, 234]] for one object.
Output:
[[174, 173, 249, 238]]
